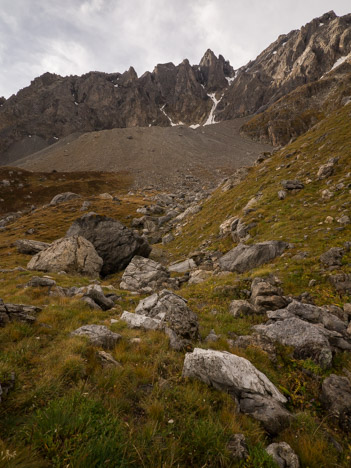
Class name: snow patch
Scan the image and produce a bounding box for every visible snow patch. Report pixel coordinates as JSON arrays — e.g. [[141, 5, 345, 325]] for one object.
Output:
[[189, 124, 200, 129], [160, 105, 182, 127], [272, 51, 277, 55], [53, 137, 59, 140], [114, 84, 119, 88], [282, 41, 287, 46], [74, 102, 79, 106], [319, 22, 324, 26], [225, 72, 236, 85], [204, 92, 223, 126], [330, 54, 351, 71]]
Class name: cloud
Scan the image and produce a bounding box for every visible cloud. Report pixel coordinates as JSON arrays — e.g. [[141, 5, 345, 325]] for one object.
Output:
[[0, 0, 350, 97]]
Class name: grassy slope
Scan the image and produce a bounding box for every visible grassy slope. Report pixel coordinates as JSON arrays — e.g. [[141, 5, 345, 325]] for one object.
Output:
[[0, 105, 351, 467]]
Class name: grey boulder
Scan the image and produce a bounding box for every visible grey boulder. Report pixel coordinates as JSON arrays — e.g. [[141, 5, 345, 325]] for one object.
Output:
[[321, 374, 351, 431], [82, 284, 115, 310], [15, 239, 51, 255], [66, 213, 151, 276], [219, 241, 287, 273], [229, 300, 257, 317], [50, 192, 80, 205], [250, 278, 288, 312], [27, 235, 103, 277], [120, 256, 171, 293], [0, 299, 41, 327], [266, 442, 300, 468], [71, 324, 121, 349], [120, 311, 162, 331]]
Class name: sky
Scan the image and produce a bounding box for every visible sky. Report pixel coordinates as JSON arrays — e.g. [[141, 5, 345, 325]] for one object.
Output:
[[0, 0, 350, 98]]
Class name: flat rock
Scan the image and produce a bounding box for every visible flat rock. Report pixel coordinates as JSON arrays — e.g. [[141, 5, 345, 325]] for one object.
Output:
[[50, 192, 80, 205], [219, 241, 287, 273], [120, 256, 171, 293], [71, 324, 121, 349], [15, 239, 51, 255], [281, 180, 304, 190], [27, 235, 103, 277], [66, 212, 151, 276], [120, 311, 162, 331]]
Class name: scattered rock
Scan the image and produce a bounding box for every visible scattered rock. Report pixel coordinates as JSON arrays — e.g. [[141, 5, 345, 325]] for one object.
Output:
[[27, 276, 56, 288], [96, 351, 122, 368], [66, 212, 151, 276], [168, 258, 196, 273], [71, 324, 121, 349], [98, 193, 113, 200], [266, 442, 300, 468], [82, 284, 115, 310], [250, 277, 288, 312], [278, 190, 287, 200], [0, 299, 41, 327], [188, 269, 212, 284], [120, 256, 171, 293], [229, 299, 256, 317], [329, 273, 351, 295], [162, 233, 174, 245], [204, 329, 219, 342], [321, 374, 351, 431], [27, 235, 103, 277], [50, 192, 80, 205], [317, 158, 337, 180], [219, 241, 287, 273], [320, 247, 344, 267], [281, 180, 304, 190], [15, 239, 51, 255], [120, 310, 162, 331]]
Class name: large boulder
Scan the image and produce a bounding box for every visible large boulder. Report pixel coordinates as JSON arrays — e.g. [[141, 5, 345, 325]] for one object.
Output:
[[66, 213, 151, 276], [219, 241, 288, 273], [136, 289, 200, 342], [250, 277, 289, 312], [27, 236, 103, 277], [182, 348, 291, 434], [71, 324, 121, 349], [120, 256, 171, 293], [82, 284, 115, 310]]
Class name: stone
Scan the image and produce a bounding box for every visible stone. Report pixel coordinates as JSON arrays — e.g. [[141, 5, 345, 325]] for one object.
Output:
[[71, 324, 121, 349], [27, 276, 56, 288], [27, 235, 103, 277], [281, 180, 304, 190], [226, 434, 248, 461], [83, 284, 115, 310], [219, 216, 238, 236], [204, 329, 219, 342], [15, 239, 50, 255], [98, 193, 113, 199], [219, 241, 287, 273], [0, 299, 41, 327], [81, 296, 102, 310], [66, 213, 151, 276], [80, 201, 91, 211], [188, 269, 212, 284], [96, 351, 121, 368], [120, 256, 170, 293], [229, 300, 256, 317], [168, 258, 196, 273], [174, 204, 201, 222], [50, 192, 80, 205], [329, 273, 351, 295], [317, 160, 336, 180], [320, 374, 351, 431], [162, 233, 174, 245], [250, 278, 288, 312], [120, 311, 162, 331], [239, 393, 292, 435], [320, 247, 344, 267], [182, 348, 286, 403], [135, 290, 199, 341], [266, 442, 300, 468], [278, 190, 287, 200]]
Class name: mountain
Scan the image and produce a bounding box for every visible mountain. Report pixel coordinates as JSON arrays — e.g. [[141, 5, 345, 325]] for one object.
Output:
[[1, 10, 350, 165]]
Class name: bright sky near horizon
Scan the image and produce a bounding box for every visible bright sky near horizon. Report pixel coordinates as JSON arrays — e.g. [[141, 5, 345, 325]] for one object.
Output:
[[0, 0, 350, 98]]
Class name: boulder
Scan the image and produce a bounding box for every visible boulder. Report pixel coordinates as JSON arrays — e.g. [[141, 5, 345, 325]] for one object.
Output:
[[317, 158, 337, 180], [168, 259, 196, 273], [329, 273, 351, 295], [0, 299, 41, 327], [27, 236, 103, 277], [120, 256, 171, 293], [50, 192, 80, 205], [135, 290, 199, 341], [278, 190, 287, 200], [71, 324, 121, 349], [226, 434, 248, 461], [82, 284, 115, 310], [27, 276, 56, 288], [120, 311, 162, 331], [96, 351, 121, 368], [15, 239, 51, 255], [281, 180, 304, 190], [266, 442, 300, 468], [321, 374, 351, 431], [219, 241, 287, 273], [188, 269, 212, 285], [66, 213, 151, 276], [320, 247, 344, 267], [250, 278, 288, 312]]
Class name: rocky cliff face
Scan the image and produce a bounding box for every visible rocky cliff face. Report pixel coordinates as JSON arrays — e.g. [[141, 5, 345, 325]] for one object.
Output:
[[0, 11, 350, 162]]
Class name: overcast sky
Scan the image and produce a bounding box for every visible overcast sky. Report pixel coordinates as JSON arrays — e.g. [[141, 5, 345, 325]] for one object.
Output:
[[0, 0, 350, 98]]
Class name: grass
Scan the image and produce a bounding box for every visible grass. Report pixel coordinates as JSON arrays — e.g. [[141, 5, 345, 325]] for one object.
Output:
[[1, 103, 351, 466]]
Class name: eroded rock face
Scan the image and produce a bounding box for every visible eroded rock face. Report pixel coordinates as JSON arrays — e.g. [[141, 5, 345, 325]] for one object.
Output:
[[27, 235, 103, 277], [219, 241, 288, 273], [71, 325, 121, 349], [120, 257, 170, 293], [66, 213, 151, 276]]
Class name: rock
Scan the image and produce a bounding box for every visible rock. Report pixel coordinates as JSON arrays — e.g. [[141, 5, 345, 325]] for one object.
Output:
[[226, 434, 248, 461], [120, 310, 162, 331], [135, 290, 199, 341], [120, 256, 171, 293], [83, 284, 115, 310], [219, 216, 238, 236], [254, 317, 333, 368], [27, 276, 56, 288], [337, 215, 350, 225], [281, 180, 304, 190], [162, 233, 174, 245], [27, 235, 103, 277], [188, 269, 212, 284], [96, 351, 121, 368], [50, 192, 80, 205], [168, 259, 196, 273], [229, 300, 257, 317], [266, 442, 300, 468], [182, 348, 286, 402], [278, 190, 287, 200], [239, 393, 292, 435], [219, 241, 287, 273], [71, 324, 121, 349], [317, 159, 336, 180], [98, 193, 113, 200], [204, 329, 219, 342], [174, 204, 201, 222], [250, 278, 288, 312], [81, 296, 102, 310], [80, 201, 91, 211], [15, 239, 51, 255], [243, 193, 262, 214], [66, 213, 151, 276], [321, 374, 351, 431], [230, 334, 276, 360], [344, 303, 351, 317], [329, 273, 351, 295], [320, 247, 344, 267], [0, 299, 41, 327]]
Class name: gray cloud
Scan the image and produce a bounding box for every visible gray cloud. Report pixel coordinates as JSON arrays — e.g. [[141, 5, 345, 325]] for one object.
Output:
[[0, 0, 350, 97]]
